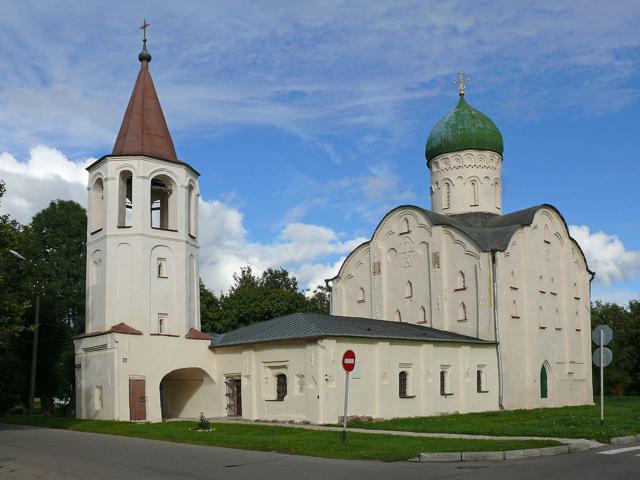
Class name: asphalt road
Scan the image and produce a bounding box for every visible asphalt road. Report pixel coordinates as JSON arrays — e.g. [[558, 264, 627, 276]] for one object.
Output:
[[1, 423, 638, 480]]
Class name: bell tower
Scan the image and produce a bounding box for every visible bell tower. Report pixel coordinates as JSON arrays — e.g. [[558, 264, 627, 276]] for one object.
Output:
[[84, 31, 201, 337]]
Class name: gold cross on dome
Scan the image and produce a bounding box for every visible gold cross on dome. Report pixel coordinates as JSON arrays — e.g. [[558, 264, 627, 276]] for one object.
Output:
[[140, 19, 150, 42], [453, 69, 470, 96]]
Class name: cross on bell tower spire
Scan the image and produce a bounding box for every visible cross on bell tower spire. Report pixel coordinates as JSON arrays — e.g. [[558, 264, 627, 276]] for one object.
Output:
[[453, 69, 470, 96], [138, 19, 152, 63]]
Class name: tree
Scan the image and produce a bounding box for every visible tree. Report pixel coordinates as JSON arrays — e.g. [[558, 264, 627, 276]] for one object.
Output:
[[0, 180, 29, 341], [591, 299, 640, 395], [200, 266, 330, 333], [11, 200, 87, 412], [0, 180, 30, 412], [199, 279, 222, 332]]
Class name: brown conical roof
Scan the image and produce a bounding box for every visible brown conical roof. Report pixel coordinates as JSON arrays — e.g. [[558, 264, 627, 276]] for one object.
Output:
[[112, 56, 179, 162]]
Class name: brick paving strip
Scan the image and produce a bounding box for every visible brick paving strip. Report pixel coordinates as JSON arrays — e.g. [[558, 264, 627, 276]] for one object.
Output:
[[193, 417, 615, 462]]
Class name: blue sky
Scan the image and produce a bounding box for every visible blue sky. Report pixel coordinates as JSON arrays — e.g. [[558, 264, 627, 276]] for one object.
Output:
[[0, 1, 639, 304]]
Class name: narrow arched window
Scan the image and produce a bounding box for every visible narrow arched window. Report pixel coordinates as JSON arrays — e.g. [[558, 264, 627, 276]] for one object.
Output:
[[394, 309, 402, 322], [405, 281, 413, 298], [456, 271, 466, 290], [187, 183, 197, 237], [458, 302, 467, 321], [510, 270, 517, 289], [357, 287, 365, 303], [276, 374, 287, 401], [550, 277, 555, 293], [539, 275, 545, 292], [494, 179, 501, 209], [402, 217, 410, 233], [443, 182, 451, 210], [540, 364, 549, 399], [470, 180, 479, 206], [419, 306, 427, 324], [511, 300, 518, 318], [399, 371, 408, 398], [157, 258, 167, 278], [555, 308, 561, 329], [90, 178, 104, 233], [538, 306, 545, 328], [117, 170, 133, 227], [150, 174, 177, 230], [544, 224, 551, 244]]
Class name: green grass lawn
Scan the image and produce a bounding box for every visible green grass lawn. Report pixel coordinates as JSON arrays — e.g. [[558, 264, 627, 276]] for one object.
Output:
[[348, 396, 640, 443], [0, 415, 559, 462]]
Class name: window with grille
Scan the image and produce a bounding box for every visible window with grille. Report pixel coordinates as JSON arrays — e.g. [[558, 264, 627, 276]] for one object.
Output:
[[440, 370, 448, 396], [399, 371, 408, 398], [275, 374, 287, 401]]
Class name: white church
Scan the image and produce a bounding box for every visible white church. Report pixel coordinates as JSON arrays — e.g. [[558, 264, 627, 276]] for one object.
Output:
[[74, 40, 594, 423]]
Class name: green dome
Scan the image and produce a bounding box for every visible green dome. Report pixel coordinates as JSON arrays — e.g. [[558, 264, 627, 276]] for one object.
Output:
[[425, 95, 503, 164]]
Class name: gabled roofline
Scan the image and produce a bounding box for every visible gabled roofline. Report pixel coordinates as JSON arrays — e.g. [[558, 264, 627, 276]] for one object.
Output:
[[533, 203, 594, 278], [326, 203, 594, 283]]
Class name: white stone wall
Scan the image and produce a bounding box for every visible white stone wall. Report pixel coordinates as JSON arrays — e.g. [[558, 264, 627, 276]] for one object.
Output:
[[495, 207, 593, 409], [210, 338, 499, 424], [74, 332, 215, 422], [331, 207, 495, 341], [429, 149, 503, 215]]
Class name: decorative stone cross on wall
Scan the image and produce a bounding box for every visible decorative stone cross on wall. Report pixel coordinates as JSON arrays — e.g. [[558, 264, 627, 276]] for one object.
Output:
[[400, 239, 415, 268]]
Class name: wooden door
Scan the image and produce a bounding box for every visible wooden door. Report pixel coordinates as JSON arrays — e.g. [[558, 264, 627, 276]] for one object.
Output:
[[225, 377, 242, 416], [129, 378, 147, 421]]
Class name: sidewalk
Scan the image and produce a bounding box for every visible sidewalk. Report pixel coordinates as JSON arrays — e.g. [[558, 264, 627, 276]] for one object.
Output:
[[204, 417, 605, 448]]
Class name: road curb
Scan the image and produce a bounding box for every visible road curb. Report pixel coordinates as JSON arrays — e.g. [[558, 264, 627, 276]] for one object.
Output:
[[609, 435, 640, 445], [415, 441, 596, 463]]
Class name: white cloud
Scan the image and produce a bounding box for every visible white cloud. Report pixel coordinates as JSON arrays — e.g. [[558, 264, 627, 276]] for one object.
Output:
[[198, 200, 365, 293], [296, 258, 348, 293], [570, 225, 640, 286], [0, 146, 92, 223]]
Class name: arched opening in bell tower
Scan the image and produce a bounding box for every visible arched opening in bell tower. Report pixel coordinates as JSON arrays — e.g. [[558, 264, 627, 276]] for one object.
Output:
[[150, 174, 177, 230], [90, 177, 104, 232], [118, 170, 134, 227], [187, 183, 197, 237]]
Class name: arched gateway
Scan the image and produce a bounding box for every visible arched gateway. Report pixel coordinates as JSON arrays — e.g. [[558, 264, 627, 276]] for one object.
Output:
[[160, 368, 215, 419]]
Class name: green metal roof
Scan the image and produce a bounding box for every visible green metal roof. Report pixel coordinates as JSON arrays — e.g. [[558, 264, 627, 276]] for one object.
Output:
[[210, 313, 495, 348], [425, 95, 503, 163]]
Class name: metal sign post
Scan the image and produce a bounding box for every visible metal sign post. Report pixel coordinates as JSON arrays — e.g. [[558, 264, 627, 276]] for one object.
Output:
[[600, 329, 604, 426], [592, 324, 613, 426], [341, 350, 356, 442]]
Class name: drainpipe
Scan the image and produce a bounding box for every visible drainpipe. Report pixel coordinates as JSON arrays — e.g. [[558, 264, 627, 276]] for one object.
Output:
[[491, 251, 504, 410]]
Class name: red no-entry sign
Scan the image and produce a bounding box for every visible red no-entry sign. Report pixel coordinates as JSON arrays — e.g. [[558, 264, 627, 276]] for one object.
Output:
[[342, 350, 356, 372]]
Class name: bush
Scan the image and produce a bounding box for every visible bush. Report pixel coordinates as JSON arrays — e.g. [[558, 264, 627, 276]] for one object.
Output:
[[197, 412, 210, 430]]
